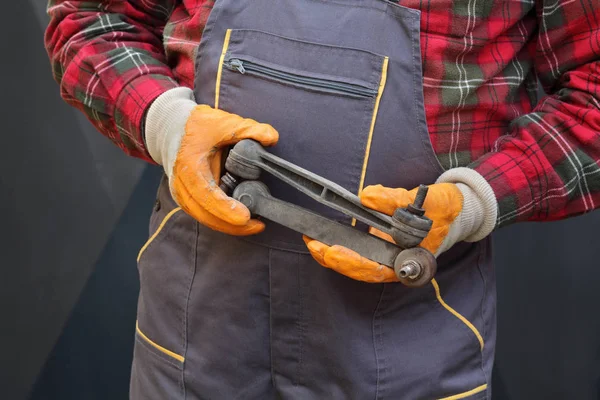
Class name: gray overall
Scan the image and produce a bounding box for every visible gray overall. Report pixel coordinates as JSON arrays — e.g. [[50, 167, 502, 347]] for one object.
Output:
[[130, 0, 496, 399]]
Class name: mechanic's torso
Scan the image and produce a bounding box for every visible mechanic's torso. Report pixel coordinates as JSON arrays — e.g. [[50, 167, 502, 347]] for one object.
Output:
[[166, 0, 539, 169]]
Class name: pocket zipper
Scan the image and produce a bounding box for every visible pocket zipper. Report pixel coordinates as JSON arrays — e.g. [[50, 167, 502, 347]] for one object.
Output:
[[224, 58, 378, 98]]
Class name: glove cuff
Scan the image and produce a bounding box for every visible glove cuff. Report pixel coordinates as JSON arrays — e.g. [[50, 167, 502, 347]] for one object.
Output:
[[436, 167, 498, 243], [145, 87, 197, 179]]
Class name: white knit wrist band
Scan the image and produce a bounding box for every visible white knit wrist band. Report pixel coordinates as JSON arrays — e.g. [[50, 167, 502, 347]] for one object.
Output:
[[436, 167, 498, 243], [145, 87, 198, 182]]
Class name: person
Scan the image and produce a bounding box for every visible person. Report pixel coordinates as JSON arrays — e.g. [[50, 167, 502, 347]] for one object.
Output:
[[45, 0, 600, 398]]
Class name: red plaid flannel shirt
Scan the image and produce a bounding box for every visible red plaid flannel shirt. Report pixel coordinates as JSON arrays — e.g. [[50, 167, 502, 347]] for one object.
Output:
[[45, 0, 600, 228]]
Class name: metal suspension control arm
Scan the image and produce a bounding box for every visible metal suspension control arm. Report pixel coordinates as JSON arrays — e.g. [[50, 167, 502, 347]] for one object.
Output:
[[232, 181, 435, 287], [220, 139, 437, 287]]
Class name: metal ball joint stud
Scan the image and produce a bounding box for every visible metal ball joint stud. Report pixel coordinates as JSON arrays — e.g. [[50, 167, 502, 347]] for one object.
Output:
[[219, 172, 239, 195], [407, 185, 428, 216], [390, 185, 437, 287], [390, 185, 433, 249], [219, 141, 263, 195], [398, 260, 421, 279]]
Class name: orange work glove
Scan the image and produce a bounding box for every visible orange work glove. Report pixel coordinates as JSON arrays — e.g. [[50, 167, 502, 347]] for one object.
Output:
[[304, 169, 497, 283], [145, 87, 279, 235]]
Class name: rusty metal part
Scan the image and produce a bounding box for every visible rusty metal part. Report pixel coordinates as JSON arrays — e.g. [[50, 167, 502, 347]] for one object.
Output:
[[390, 186, 432, 249], [232, 181, 437, 287], [233, 181, 402, 267], [219, 172, 240, 194], [398, 260, 421, 279], [393, 248, 437, 288], [219, 139, 438, 286], [221, 140, 433, 247]]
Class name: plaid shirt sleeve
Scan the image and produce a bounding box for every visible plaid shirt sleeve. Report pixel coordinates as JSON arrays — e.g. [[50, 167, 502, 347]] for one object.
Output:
[[470, 0, 600, 227], [44, 1, 181, 163]]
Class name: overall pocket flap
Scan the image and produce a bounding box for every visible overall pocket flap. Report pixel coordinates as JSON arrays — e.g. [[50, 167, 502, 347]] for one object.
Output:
[[226, 29, 385, 92]]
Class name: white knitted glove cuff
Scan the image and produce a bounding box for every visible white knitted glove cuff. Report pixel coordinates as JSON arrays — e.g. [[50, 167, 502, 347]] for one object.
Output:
[[436, 167, 498, 244], [145, 87, 197, 181]]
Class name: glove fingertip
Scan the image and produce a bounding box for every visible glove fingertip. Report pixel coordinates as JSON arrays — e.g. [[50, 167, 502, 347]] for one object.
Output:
[[381, 267, 400, 283], [213, 196, 252, 226], [257, 124, 279, 146], [368, 227, 395, 243], [362, 184, 384, 191], [305, 241, 329, 268], [359, 185, 381, 201], [243, 219, 266, 235], [360, 185, 394, 205], [306, 238, 328, 255]]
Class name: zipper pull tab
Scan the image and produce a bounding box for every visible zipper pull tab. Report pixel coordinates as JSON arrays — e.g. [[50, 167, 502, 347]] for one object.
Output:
[[227, 59, 246, 74]]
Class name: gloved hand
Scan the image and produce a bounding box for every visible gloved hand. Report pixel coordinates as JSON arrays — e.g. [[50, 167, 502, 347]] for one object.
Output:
[[145, 87, 279, 235], [304, 169, 497, 283]]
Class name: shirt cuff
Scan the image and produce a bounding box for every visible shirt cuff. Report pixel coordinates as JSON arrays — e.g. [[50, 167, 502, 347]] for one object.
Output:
[[114, 74, 180, 164], [469, 150, 533, 228]]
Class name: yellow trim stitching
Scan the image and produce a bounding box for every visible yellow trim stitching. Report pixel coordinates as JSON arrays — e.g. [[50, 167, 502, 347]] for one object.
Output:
[[353, 56, 389, 226], [431, 278, 484, 351], [136, 321, 185, 363], [215, 29, 232, 109], [437, 384, 488, 400], [137, 207, 182, 262]]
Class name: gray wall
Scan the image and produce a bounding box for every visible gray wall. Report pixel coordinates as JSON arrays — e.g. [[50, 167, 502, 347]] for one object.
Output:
[[1, 2, 599, 399], [1, 2, 145, 398], [492, 216, 600, 399]]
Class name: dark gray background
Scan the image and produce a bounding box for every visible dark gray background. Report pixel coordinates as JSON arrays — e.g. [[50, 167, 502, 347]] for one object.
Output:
[[2, 1, 599, 399]]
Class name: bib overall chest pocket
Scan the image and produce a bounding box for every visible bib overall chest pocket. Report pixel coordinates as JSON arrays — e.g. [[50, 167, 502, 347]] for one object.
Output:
[[216, 29, 388, 223]]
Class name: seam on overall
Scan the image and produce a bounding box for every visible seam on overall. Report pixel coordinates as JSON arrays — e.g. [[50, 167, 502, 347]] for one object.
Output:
[[476, 241, 490, 391], [137, 208, 183, 263], [136, 323, 185, 363], [167, 216, 190, 397], [295, 251, 306, 387], [345, 84, 380, 221], [239, 236, 311, 254], [174, 218, 190, 399], [372, 284, 387, 400], [437, 383, 488, 400], [135, 336, 183, 369], [217, 72, 230, 112], [431, 279, 484, 351], [193, 0, 226, 99], [410, 15, 445, 175], [181, 220, 200, 400], [147, 174, 167, 230], [269, 249, 276, 391], [215, 29, 232, 109], [430, 275, 488, 398], [353, 56, 389, 226], [310, 0, 390, 13]]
